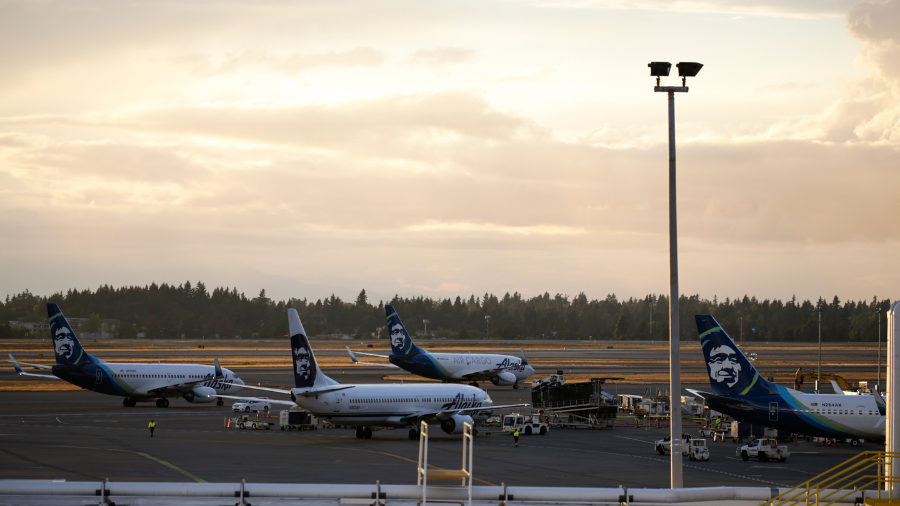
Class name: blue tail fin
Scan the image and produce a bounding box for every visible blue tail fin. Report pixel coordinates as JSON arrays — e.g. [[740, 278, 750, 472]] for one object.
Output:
[[695, 315, 778, 397], [47, 303, 92, 366], [288, 308, 334, 389], [384, 305, 424, 357]]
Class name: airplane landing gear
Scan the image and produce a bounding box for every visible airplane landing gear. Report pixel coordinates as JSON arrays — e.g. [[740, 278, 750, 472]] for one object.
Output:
[[513, 383, 519, 389], [408, 428, 419, 440], [216, 398, 224, 407], [356, 427, 364, 439], [123, 397, 136, 407], [363, 427, 373, 439], [155, 398, 169, 408]]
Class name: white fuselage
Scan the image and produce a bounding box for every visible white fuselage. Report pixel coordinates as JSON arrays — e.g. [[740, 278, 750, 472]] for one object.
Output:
[[290, 383, 493, 427], [783, 389, 885, 440], [99, 361, 244, 398]]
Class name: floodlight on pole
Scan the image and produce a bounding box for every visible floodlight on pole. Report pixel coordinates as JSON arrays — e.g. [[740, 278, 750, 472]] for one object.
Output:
[[650, 59, 702, 490], [813, 307, 823, 393], [485, 315, 492, 339], [648, 61, 671, 86], [423, 319, 430, 336], [676, 62, 703, 86]]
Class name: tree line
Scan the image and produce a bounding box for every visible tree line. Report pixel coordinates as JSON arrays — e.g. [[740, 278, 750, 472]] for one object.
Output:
[[0, 282, 891, 342]]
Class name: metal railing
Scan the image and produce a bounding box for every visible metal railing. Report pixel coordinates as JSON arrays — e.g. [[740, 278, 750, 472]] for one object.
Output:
[[763, 451, 899, 506]]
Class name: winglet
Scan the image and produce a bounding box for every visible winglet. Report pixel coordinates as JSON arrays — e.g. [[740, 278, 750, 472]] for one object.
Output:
[[9, 354, 24, 375], [214, 357, 223, 379], [520, 347, 528, 365], [829, 380, 845, 395], [346, 347, 360, 364]]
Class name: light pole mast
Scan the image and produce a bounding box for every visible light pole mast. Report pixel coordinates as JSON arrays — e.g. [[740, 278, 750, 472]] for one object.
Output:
[[649, 60, 702, 490], [813, 307, 823, 393], [876, 308, 882, 392]]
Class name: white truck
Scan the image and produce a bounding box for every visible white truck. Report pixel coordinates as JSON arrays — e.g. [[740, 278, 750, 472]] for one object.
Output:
[[736, 438, 790, 462], [502, 413, 550, 435], [654, 437, 710, 460], [279, 409, 318, 431], [231, 414, 272, 430]]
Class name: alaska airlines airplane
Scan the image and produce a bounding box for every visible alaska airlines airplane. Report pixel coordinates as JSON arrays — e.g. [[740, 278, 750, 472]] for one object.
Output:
[[7, 303, 244, 408], [345, 305, 535, 388], [219, 308, 526, 440], [689, 314, 885, 443]]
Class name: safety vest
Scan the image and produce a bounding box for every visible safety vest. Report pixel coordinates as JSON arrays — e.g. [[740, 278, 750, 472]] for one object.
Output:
[[148, 421, 156, 428], [514, 430, 519, 437]]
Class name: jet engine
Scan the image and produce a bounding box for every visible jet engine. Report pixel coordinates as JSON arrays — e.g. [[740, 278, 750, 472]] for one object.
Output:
[[183, 386, 217, 403], [491, 371, 517, 386], [440, 414, 474, 434]]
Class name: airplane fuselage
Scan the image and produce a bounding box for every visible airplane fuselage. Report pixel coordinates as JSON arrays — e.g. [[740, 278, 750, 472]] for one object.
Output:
[[290, 383, 493, 427], [707, 387, 885, 441], [52, 361, 243, 400], [390, 352, 534, 384]]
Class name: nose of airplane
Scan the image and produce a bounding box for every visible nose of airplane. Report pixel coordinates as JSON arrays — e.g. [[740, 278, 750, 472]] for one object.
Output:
[[233, 377, 245, 386]]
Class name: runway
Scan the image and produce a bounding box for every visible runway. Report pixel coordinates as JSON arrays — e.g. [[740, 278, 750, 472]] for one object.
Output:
[[0, 389, 875, 489]]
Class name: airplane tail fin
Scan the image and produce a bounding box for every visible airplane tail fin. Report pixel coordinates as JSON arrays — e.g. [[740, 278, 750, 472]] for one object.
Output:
[[520, 347, 529, 365], [695, 315, 778, 397], [384, 305, 425, 357], [288, 308, 335, 389], [47, 303, 93, 366]]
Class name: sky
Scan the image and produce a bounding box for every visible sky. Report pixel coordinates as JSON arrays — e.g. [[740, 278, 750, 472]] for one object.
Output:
[[1, 0, 898, 305]]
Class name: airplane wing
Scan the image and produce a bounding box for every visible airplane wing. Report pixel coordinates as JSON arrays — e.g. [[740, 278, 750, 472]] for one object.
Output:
[[200, 393, 298, 407], [8, 354, 60, 379], [142, 357, 228, 395], [347, 347, 399, 368], [685, 388, 752, 410], [400, 403, 529, 424], [450, 365, 521, 381], [235, 383, 355, 397], [4, 359, 53, 370], [346, 348, 392, 359]]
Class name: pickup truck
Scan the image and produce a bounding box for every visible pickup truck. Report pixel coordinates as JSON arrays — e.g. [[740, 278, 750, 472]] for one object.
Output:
[[655, 436, 687, 456], [736, 438, 789, 462]]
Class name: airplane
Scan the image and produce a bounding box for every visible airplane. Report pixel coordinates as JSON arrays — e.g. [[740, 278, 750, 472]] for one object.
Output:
[[214, 308, 527, 440], [688, 314, 885, 444], [7, 303, 245, 408], [345, 305, 535, 388]]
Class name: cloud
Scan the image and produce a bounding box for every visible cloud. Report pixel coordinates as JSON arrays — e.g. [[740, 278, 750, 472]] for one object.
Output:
[[529, 0, 859, 18], [174, 47, 386, 77], [767, 82, 817, 91], [497, 67, 557, 83], [408, 47, 476, 67]]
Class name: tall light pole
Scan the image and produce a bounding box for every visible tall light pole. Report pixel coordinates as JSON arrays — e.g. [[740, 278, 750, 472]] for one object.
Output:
[[813, 307, 823, 393], [423, 319, 430, 336], [649, 60, 702, 490], [876, 308, 882, 393], [485, 315, 492, 339]]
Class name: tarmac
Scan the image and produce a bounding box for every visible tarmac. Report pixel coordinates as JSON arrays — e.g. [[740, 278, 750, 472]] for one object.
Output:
[[0, 384, 875, 490]]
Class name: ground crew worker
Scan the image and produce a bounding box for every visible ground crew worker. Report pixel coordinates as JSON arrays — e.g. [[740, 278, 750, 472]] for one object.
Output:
[[149, 419, 157, 437], [715, 417, 721, 429], [513, 428, 520, 447]]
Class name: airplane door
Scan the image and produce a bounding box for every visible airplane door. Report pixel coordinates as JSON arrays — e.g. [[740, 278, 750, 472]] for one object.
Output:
[[769, 402, 778, 421], [333, 394, 342, 412], [95, 369, 102, 384]]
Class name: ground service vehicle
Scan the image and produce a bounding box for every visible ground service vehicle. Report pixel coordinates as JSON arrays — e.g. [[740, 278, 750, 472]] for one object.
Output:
[[280, 409, 318, 431], [687, 439, 710, 461], [502, 413, 549, 435], [655, 436, 687, 456], [232, 397, 272, 413], [231, 415, 271, 430], [736, 438, 789, 462]]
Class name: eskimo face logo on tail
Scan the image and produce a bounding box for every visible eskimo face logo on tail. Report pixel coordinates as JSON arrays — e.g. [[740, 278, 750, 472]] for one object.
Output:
[[389, 323, 408, 351], [53, 326, 75, 361], [293, 344, 314, 383], [708, 345, 741, 388]]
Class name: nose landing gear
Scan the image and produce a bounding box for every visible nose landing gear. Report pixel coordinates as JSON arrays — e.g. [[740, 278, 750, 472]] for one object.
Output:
[[155, 398, 169, 408]]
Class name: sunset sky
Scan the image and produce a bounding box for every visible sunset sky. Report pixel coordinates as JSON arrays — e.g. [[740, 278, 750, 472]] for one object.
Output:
[[1, 0, 898, 304]]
